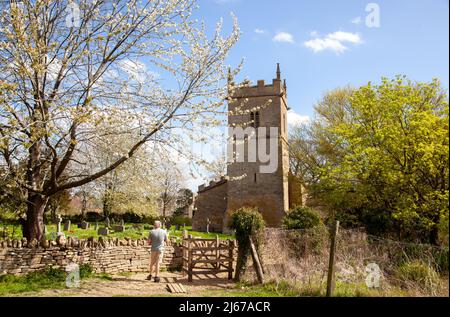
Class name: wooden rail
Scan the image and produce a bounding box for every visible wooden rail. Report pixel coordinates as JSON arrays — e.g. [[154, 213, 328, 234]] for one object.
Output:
[[182, 233, 236, 282]]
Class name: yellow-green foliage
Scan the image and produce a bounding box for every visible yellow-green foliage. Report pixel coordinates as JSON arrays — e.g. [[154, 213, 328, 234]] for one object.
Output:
[[395, 260, 441, 292], [292, 77, 449, 243]]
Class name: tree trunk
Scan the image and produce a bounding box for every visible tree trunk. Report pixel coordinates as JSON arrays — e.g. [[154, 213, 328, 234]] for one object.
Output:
[[429, 225, 439, 245], [22, 194, 49, 241]]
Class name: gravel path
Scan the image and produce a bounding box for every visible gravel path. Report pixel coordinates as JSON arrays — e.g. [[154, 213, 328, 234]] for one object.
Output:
[[17, 272, 236, 297]]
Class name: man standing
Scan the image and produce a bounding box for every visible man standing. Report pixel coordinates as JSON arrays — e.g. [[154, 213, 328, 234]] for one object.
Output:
[[147, 220, 168, 282]]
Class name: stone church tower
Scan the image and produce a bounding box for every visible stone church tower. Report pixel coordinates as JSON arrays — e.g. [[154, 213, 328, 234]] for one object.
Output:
[[192, 64, 290, 232], [225, 64, 290, 228]]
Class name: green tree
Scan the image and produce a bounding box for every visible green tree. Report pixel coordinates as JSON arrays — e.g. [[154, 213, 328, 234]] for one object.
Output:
[[282, 206, 322, 230], [291, 77, 449, 244]]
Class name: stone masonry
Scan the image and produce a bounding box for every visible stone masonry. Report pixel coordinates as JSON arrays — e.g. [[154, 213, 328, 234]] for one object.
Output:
[[192, 177, 228, 232], [193, 64, 290, 232], [0, 237, 182, 275]]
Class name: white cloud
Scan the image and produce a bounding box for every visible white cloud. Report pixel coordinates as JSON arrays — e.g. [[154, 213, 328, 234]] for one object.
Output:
[[254, 28, 265, 34], [351, 16, 362, 25], [287, 110, 310, 127], [310, 30, 319, 37], [327, 31, 362, 44], [118, 59, 159, 83], [304, 31, 362, 54], [273, 32, 295, 44]]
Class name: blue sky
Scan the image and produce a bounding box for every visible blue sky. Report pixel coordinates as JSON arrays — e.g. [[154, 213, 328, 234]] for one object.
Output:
[[196, 0, 449, 121]]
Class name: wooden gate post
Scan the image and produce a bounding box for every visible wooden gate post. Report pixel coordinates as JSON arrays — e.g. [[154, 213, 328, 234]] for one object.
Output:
[[188, 248, 193, 282], [188, 234, 193, 282], [326, 220, 340, 297], [227, 239, 234, 280], [215, 235, 220, 269], [249, 235, 264, 284]]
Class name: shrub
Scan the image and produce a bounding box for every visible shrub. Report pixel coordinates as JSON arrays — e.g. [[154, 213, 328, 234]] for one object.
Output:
[[282, 206, 322, 230], [229, 207, 265, 281], [79, 263, 94, 279], [395, 260, 441, 292]]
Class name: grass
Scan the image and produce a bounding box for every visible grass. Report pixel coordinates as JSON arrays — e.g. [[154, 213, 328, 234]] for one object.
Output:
[[200, 278, 443, 297], [201, 281, 303, 297], [0, 266, 66, 296], [0, 264, 113, 296], [0, 223, 234, 241]]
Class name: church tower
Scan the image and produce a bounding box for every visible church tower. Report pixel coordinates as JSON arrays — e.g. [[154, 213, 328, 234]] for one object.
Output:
[[225, 64, 290, 227]]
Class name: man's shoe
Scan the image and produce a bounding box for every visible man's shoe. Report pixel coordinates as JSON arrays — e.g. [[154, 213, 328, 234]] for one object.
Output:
[[146, 274, 152, 280], [154, 276, 160, 283]]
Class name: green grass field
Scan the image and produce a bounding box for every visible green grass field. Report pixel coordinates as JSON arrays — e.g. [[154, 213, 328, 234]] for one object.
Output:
[[0, 223, 234, 241]]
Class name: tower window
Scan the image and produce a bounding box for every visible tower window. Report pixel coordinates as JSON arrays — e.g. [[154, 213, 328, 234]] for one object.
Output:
[[254, 173, 257, 183], [250, 111, 260, 128]]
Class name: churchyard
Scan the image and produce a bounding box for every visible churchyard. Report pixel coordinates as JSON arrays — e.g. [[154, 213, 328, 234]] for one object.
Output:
[[0, 0, 448, 301]]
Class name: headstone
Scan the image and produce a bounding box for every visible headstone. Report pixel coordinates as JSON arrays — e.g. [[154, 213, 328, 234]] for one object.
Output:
[[206, 218, 211, 233], [113, 219, 125, 232], [56, 214, 62, 235], [80, 221, 90, 229], [113, 225, 124, 232], [64, 220, 71, 231], [97, 227, 109, 236], [105, 217, 110, 229], [94, 221, 99, 230]]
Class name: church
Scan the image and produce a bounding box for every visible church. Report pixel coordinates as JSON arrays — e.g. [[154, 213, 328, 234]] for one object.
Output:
[[192, 64, 290, 233]]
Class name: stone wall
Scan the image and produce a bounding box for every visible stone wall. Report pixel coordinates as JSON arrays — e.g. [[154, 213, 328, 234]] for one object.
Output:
[[0, 237, 182, 275], [192, 178, 228, 232]]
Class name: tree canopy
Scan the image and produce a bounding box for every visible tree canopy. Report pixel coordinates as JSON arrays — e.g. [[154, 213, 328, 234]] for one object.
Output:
[[290, 77, 449, 244]]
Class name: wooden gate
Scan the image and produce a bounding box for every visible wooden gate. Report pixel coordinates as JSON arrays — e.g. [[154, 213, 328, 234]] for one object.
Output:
[[182, 235, 236, 282]]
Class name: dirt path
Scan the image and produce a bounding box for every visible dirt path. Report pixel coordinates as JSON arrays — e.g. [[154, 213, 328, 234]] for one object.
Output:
[[18, 272, 236, 297]]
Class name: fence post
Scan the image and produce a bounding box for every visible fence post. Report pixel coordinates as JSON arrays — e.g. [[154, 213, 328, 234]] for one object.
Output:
[[215, 235, 220, 270], [228, 240, 234, 280], [326, 220, 339, 297], [188, 240, 193, 282], [249, 235, 264, 284]]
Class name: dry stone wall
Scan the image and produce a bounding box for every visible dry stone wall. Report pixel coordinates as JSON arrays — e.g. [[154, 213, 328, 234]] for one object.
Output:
[[0, 236, 182, 275]]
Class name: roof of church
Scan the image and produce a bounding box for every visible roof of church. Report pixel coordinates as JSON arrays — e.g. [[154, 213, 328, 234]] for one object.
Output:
[[197, 176, 228, 194]]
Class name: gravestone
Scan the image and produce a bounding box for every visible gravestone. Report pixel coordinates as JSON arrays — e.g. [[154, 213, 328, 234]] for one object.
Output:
[[56, 214, 63, 235], [80, 221, 90, 229], [97, 227, 109, 236], [113, 219, 125, 232], [64, 220, 71, 231], [206, 218, 211, 234], [105, 217, 110, 229], [94, 221, 99, 230]]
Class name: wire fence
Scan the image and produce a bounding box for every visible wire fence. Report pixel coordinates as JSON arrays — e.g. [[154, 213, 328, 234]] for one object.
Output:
[[242, 227, 449, 296]]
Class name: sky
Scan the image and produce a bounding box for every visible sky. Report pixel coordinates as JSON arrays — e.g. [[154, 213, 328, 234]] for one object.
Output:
[[178, 0, 449, 190], [196, 0, 449, 123]]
